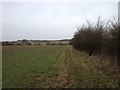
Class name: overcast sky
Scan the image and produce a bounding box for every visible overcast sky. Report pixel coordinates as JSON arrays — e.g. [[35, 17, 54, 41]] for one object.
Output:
[[1, 0, 118, 41]]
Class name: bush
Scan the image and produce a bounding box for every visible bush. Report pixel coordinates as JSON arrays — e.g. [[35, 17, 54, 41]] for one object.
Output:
[[70, 17, 120, 69]]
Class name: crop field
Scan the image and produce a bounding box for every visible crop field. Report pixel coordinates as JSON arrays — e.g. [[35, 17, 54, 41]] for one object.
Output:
[[2, 45, 119, 88]]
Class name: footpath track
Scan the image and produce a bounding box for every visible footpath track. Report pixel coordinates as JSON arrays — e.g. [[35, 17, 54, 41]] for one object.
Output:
[[57, 46, 118, 88]]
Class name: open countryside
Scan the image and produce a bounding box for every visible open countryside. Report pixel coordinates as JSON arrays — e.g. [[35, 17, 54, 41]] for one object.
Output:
[[2, 1, 120, 89], [2, 45, 119, 88]]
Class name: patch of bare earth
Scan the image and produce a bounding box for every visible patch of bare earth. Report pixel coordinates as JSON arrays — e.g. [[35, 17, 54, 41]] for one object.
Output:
[[27, 73, 58, 88]]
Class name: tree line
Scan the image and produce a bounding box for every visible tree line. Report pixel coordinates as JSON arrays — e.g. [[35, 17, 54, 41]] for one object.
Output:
[[69, 17, 120, 69]]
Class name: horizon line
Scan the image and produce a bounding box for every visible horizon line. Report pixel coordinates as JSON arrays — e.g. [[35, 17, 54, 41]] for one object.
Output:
[[1, 38, 71, 42]]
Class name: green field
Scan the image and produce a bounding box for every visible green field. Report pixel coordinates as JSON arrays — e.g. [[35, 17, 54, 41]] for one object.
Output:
[[2, 45, 119, 88]]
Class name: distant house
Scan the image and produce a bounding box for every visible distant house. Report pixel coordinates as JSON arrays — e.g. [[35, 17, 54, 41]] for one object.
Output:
[[22, 39, 38, 45], [16, 40, 22, 45], [22, 39, 27, 45], [39, 41, 47, 45], [30, 41, 35, 45]]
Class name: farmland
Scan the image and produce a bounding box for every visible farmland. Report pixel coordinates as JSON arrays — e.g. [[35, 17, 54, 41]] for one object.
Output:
[[2, 45, 119, 88]]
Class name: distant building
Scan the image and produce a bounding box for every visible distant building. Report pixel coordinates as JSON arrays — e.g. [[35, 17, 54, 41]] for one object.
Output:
[[29, 41, 35, 45], [22, 39, 29, 45], [39, 41, 47, 45], [16, 39, 32, 45], [16, 40, 22, 45]]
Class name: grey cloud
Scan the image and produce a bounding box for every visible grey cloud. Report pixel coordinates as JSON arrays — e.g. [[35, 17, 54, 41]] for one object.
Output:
[[2, 2, 117, 41]]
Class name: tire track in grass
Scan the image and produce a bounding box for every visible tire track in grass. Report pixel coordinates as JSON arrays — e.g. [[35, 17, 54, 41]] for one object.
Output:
[[57, 46, 76, 88], [57, 46, 119, 88], [57, 48, 69, 88], [68, 46, 119, 88]]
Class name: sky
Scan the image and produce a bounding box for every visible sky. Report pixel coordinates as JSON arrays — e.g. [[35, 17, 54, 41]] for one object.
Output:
[[119, 1, 120, 20], [1, 0, 119, 41]]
